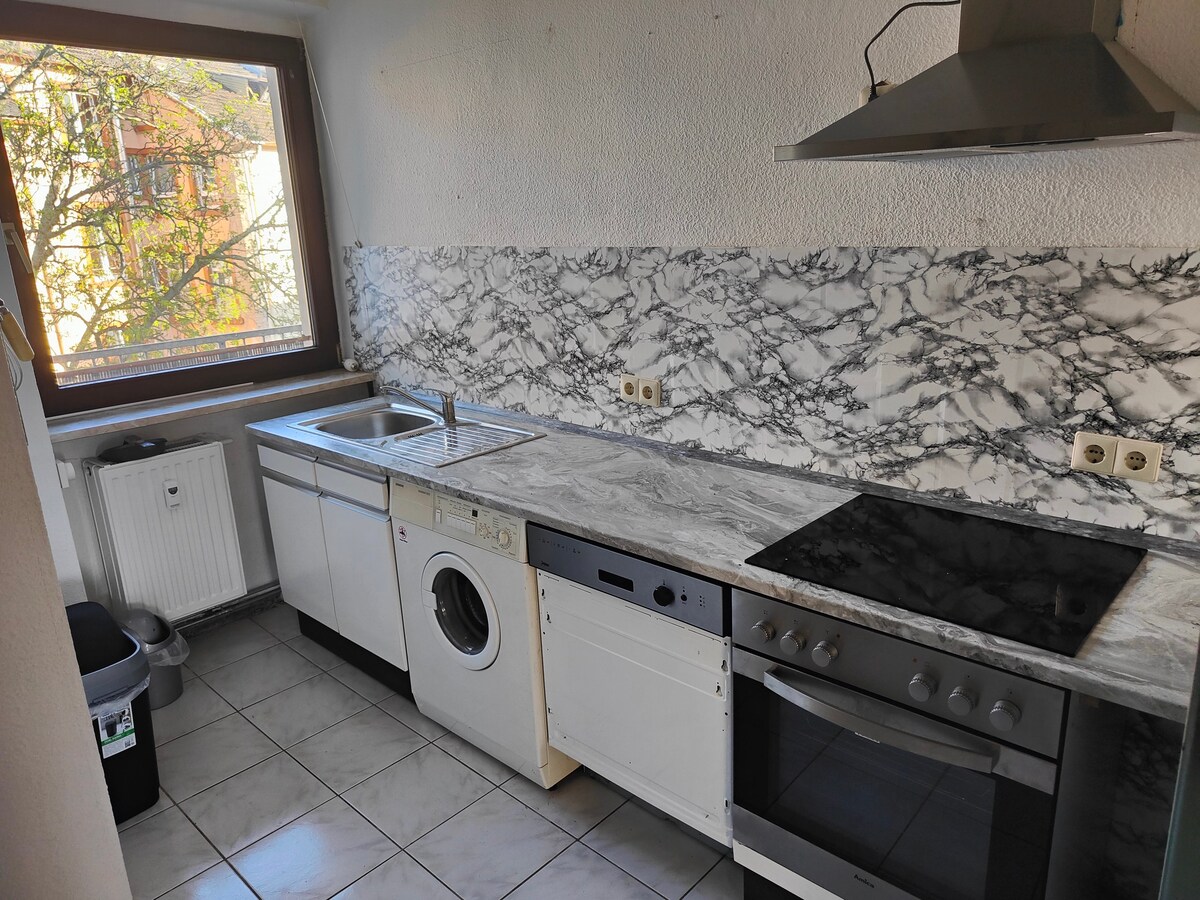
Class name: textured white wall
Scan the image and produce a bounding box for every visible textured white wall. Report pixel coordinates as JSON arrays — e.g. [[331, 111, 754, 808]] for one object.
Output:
[[304, 0, 1200, 251]]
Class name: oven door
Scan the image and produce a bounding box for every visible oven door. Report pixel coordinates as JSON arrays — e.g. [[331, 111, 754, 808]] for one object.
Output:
[[733, 649, 1058, 900]]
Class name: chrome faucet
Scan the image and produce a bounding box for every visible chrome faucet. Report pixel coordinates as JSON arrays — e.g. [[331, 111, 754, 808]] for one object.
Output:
[[380, 384, 456, 425]]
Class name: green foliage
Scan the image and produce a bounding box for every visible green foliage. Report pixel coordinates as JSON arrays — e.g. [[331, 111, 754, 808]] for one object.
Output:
[[0, 42, 301, 360]]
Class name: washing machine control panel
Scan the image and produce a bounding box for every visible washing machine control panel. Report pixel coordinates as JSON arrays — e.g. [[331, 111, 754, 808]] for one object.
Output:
[[434, 493, 525, 561]]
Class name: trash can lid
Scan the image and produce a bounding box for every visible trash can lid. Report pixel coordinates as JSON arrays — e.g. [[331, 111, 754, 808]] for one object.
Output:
[[66, 601, 134, 677], [124, 608, 171, 645]]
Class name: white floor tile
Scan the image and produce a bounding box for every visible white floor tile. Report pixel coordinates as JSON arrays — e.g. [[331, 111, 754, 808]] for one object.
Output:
[[377, 693, 448, 741], [503, 770, 625, 838], [243, 672, 370, 747], [583, 801, 722, 900], [157, 714, 278, 800], [287, 634, 346, 669], [181, 753, 334, 855], [159, 862, 256, 900], [333, 852, 457, 900], [252, 603, 302, 641], [119, 806, 221, 900], [343, 744, 491, 847], [181, 664, 196, 682], [290, 707, 426, 793], [507, 841, 660, 900], [684, 857, 744, 900], [435, 732, 515, 785], [231, 797, 397, 899], [202, 643, 321, 709], [152, 679, 234, 746], [409, 789, 573, 900], [329, 662, 395, 702], [186, 619, 277, 674], [118, 790, 174, 833]]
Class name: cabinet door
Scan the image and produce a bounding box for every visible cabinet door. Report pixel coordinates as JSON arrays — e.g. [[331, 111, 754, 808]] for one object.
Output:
[[320, 495, 407, 670], [539, 571, 730, 844], [262, 475, 337, 631]]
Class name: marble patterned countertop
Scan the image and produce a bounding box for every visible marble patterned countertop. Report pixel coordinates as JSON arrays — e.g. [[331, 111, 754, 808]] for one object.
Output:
[[248, 397, 1200, 722]]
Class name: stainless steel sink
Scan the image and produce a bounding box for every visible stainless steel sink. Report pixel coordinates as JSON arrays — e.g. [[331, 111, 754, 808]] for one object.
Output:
[[314, 409, 438, 440], [291, 402, 542, 466], [293, 404, 440, 441]]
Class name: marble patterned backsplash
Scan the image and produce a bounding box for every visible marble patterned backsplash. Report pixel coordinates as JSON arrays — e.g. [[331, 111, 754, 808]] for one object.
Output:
[[345, 245, 1200, 542]]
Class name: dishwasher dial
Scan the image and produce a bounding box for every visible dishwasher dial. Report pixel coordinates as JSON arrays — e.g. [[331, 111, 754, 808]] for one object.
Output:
[[947, 687, 976, 716], [989, 700, 1022, 732], [751, 621, 776, 643], [653, 585, 675, 607], [779, 630, 805, 656], [908, 673, 937, 703], [811, 640, 839, 667]]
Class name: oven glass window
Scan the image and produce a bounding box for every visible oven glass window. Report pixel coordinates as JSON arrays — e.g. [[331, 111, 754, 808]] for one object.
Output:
[[734, 673, 1055, 900]]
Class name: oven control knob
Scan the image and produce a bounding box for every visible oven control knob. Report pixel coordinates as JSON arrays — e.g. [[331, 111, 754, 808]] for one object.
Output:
[[908, 673, 937, 703], [947, 687, 976, 716], [751, 621, 776, 643], [989, 700, 1022, 732], [779, 630, 805, 656], [653, 585, 675, 607], [811, 640, 839, 667]]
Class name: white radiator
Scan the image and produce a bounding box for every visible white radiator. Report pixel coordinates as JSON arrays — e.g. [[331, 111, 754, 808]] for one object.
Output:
[[87, 440, 247, 621]]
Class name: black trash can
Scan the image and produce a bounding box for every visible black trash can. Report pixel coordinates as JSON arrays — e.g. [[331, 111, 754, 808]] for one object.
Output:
[[66, 601, 160, 823]]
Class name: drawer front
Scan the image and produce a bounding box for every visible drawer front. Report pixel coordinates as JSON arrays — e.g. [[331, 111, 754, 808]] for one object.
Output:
[[258, 444, 317, 486], [315, 461, 388, 510]]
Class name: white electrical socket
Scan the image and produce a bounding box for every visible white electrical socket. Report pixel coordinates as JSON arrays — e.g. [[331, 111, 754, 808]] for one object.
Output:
[[618, 373, 638, 403], [1113, 438, 1163, 483], [637, 377, 661, 407], [1070, 432, 1118, 475]]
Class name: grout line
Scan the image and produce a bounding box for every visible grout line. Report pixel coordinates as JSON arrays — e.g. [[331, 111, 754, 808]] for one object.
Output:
[[495, 838, 578, 899]]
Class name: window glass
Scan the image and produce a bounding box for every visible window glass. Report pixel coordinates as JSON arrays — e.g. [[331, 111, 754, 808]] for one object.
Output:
[[0, 41, 313, 387]]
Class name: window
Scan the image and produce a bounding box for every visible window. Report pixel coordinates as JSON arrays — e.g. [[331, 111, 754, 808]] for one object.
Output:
[[193, 163, 216, 208], [0, 8, 338, 415]]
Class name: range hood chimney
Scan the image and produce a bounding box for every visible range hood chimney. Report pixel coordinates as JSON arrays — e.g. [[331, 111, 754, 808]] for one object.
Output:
[[776, 0, 1200, 161]]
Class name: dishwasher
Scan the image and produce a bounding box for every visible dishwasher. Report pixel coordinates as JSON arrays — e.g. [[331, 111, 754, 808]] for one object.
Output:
[[527, 524, 731, 845]]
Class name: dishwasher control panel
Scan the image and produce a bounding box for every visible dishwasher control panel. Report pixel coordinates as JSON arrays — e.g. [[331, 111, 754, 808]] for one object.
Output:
[[528, 523, 727, 635]]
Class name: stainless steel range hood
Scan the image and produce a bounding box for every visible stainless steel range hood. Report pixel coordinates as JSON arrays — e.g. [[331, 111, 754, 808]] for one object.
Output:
[[776, 0, 1200, 161]]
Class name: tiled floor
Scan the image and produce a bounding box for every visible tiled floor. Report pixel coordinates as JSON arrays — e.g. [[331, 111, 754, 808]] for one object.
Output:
[[120, 604, 742, 900]]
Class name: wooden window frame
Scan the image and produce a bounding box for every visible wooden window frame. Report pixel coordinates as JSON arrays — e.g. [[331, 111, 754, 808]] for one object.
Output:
[[0, 0, 340, 416]]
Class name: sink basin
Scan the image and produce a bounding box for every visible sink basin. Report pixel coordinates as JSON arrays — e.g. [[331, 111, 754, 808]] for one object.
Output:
[[304, 407, 439, 440]]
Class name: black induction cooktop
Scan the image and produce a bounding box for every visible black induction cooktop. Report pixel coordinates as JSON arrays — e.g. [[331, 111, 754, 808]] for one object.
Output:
[[745, 495, 1147, 656]]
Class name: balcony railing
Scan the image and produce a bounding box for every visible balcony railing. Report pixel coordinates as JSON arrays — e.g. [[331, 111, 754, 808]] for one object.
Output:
[[51, 325, 309, 385]]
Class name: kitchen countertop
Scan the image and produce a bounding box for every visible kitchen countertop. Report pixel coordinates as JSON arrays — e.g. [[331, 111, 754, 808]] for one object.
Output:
[[248, 397, 1200, 722]]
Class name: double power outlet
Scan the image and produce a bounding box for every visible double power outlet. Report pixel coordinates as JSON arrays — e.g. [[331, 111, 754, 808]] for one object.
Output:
[[1070, 431, 1164, 483], [618, 373, 662, 408]]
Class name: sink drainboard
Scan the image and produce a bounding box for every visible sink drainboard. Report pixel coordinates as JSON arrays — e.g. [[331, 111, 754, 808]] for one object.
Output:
[[379, 422, 541, 467]]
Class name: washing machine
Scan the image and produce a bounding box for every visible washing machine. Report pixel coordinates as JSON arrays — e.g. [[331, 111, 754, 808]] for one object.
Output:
[[390, 480, 577, 788]]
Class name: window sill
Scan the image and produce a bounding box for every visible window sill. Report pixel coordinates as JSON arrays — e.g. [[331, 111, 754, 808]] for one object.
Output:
[[47, 370, 375, 443]]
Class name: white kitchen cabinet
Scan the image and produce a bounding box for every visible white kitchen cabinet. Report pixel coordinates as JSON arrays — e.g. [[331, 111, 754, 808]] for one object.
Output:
[[262, 474, 337, 631], [320, 494, 407, 669], [258, 444, 406, 669]]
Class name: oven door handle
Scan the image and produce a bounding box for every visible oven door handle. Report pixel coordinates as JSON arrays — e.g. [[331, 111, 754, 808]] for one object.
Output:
[[764, 666, 999, 774]]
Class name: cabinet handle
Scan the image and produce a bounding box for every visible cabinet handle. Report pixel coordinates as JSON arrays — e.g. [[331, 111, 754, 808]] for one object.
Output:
[[320, 492, 391, 522], [317, 458, 387, 483]]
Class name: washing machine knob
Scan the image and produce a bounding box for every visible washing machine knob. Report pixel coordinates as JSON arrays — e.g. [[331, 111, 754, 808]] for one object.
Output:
[[496, 529, 512, 549], [653, 585, 675, 607]]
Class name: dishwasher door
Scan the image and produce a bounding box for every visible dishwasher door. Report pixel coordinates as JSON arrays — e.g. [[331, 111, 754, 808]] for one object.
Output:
[[537, 570, 731, 845]]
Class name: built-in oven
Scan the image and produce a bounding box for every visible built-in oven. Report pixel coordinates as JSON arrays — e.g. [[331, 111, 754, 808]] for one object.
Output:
[[732, 588, 1068, 900]]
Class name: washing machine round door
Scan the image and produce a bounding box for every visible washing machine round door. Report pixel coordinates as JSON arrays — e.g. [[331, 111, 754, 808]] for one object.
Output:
[[421, 552, 500, 670]]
